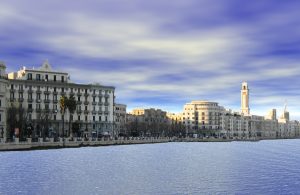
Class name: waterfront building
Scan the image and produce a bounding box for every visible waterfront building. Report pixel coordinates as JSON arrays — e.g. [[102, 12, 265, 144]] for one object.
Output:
[[4, 60, 115, 139], [114, 103, 127, 136], [128, 108, 169, 136], [182, 101, 224, 136], [0, 62, 8, 138]]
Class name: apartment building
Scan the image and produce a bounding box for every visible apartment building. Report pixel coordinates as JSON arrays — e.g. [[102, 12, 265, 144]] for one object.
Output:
[[4, 60, 115, 138]]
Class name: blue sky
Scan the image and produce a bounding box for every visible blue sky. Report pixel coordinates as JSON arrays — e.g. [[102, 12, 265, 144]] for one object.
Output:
[[1, 0, 300, 119]]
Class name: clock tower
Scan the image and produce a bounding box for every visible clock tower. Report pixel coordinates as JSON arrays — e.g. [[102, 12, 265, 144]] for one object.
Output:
[[241, 82, 250, 115]]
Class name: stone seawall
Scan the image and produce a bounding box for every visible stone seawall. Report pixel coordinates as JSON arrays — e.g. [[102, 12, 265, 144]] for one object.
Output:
[[0, 137, 172, 151]]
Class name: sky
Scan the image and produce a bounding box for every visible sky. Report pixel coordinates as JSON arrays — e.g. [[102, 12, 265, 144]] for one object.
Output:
[[0, 0, 300, 119]]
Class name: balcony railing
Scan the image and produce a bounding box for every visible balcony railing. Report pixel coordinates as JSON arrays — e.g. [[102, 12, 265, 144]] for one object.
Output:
[[27, 99, 33, 103], [92, 111, 97, 115], [98, 102, 103, 106], [77, 101, 82, 105], [84, 101, 89, 105], [44, 99, 50, 103], [44, 91, 50, 95], [53, 91, 58, 95], [53, 99, 58, 104], [18, 98, 24, 102], [92, 102, 97, 105], [36, 99, 41, 103], [77, 110, 82, 114], [84, 110, 89, 114], [104, 102, 109, 106]]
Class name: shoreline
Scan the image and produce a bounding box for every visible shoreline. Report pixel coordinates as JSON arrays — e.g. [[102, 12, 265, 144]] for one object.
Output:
[[1, 137, 300, 152]]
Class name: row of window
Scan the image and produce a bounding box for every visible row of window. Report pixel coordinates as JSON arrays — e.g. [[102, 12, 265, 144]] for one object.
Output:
[[10, 84, 113, 94], [27, 73, 65, 82]]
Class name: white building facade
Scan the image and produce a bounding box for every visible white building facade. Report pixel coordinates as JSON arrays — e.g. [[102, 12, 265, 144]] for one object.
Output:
[[3, 61, 115, 139]]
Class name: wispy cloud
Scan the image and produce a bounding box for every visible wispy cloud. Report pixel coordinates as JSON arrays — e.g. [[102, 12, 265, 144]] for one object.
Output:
[[1, 0, 300, 119]]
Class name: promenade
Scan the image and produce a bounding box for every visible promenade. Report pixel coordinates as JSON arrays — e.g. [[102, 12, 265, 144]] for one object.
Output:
[[0, 137, 172, 151]]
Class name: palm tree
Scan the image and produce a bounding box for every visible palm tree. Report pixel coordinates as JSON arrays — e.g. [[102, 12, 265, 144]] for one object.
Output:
[[66, 95, 77, 137], [59, 96, 67, 138]]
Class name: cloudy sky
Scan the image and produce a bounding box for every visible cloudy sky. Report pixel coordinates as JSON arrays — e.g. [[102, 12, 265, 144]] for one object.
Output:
[[1, 0, 300, 119]]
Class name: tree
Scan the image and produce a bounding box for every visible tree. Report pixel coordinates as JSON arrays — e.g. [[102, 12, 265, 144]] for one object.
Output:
[[36, 109, 52, 139], [65, 95, 77, 137], [59, 96, 67, 137], [6, 104, 28, 140], [72, 121, 81, 137]]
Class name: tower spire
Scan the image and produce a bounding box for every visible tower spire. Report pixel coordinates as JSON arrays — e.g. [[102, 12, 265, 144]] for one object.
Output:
[[241, 81, 250, 116]]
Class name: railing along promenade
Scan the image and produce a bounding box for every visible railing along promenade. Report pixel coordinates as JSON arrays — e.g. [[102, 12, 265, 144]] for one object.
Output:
[[0, 137, 172, 151]]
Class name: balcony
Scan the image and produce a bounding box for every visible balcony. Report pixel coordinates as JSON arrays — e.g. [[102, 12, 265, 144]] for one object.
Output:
[[77, 92, 82, 96], [77, 110, 82, 114], [60, 92, 66, 96], [28, 89, 33, 93], [36, 99, 41, 103], [36, 108, 42, 113], [92, 93, 97, 97], [98, 102, 103, 106], [70, 91, 75, 96], [98, 111, 103, 115], [36, 90, 41, 94], [18, 98, 24, 102], [52, 109, 58, 113], [77, 101, 82, 105], [53, 91, 58, 95], [10, 89, 15, 93], [104, 102, 109, 106], [104, 111, 109, 115], [44, 99, 50, 103], [27, 99, 33, 103], [104, 94, 109, 98], [92, 101, 97, 105], [18, 89, 24, 93], [28, 108, 33, 113], [84, 101, 89, 105], [84, 93, 89, 97], [9, 98, 15, 102], [84, 110, 89, 115], [92, 110, 97, 115], [53, 99, 58, 104]]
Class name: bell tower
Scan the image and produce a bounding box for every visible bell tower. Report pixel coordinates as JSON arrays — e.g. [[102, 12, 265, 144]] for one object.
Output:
[[241, 81, 250, 115]]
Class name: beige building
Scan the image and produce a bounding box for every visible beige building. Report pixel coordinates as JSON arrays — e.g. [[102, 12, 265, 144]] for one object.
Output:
[[4, 60, 115, 138], [182, 101, 224, 135]]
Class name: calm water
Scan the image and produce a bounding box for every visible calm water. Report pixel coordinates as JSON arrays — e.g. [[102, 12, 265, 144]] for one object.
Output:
[[1, 140, 300, 195]]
